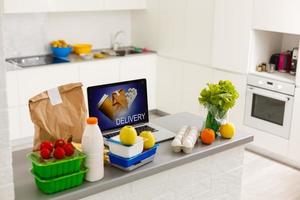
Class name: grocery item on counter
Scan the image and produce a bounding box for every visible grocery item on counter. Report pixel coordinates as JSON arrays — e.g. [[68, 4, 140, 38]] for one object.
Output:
[[51, 40, 71, 48], [72, 142, 110, 165], [54, 147, 66, 160], [219, 123, 235, 139], [171, 125, 199, 153], [256, 64, 262, 72], [269, 64, 276, 73], [54, 139, 65, 148], [119, 125, 138, 145], [29, 83, 87, 151], [81, 117, 104, 182], [80, 53, 93, 60], [31, 168, 87, 194], [28, 148, 86, 180], [40, 140, 53, 152], [108, 135, 144, 158], [108, 125, 159, 171], [28, 147, 87, 194], [109, 144, 159, 171], [50, 40, 72, 58], [200, 128, 215, 145], [140, 131, 156, 149], [93, 53, 107, 59], [73, 44, 92, 55], [39, 139, 75, 160]]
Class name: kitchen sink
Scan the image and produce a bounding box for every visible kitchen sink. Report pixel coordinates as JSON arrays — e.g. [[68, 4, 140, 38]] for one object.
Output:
[[6, 55, 70, 68]]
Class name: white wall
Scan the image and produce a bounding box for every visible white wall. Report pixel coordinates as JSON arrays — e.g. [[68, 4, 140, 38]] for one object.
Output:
[[3, 11, 132, 58], [0, 1, 15, 198]]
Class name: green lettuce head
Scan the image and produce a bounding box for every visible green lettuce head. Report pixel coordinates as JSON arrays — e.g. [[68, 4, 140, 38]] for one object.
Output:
[[199, 80, 239, 113]]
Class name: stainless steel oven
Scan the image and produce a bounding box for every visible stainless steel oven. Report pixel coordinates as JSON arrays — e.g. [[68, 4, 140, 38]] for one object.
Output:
[[244, 75, 295, 139]]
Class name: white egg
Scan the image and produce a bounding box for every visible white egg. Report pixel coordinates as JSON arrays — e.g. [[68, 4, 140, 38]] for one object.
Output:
[[184, 136, 194, 143], [176, 135, 183, 141], [171, 138, 182, 147], [178, 131, 186, 136], [172, 146, 182, 153], [183, 139, 193, 148], [183, 147, 193, 154], [188, 134, 197, 141]]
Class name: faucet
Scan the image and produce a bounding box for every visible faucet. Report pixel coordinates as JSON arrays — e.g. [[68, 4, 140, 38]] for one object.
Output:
[[111, 31, 126, 51]]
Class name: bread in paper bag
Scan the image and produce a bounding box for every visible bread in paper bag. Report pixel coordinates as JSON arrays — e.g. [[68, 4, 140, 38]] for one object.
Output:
[[29, 82, 87, 151]]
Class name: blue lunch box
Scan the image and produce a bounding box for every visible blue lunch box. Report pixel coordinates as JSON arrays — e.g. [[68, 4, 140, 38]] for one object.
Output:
[[109, 144, 159, 168]]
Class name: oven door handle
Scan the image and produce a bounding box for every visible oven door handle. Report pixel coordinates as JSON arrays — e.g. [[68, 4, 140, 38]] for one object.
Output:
[[247, 88, 291, 102]]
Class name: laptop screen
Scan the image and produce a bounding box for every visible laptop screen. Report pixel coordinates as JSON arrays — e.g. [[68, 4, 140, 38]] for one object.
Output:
[[87, 79, 149, 132]]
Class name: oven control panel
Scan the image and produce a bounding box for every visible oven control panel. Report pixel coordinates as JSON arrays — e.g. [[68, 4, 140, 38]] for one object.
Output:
[[247, 75, 295, 96]]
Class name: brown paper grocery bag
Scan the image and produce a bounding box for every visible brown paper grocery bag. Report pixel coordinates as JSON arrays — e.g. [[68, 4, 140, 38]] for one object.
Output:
[[29, 83, 87, 151]]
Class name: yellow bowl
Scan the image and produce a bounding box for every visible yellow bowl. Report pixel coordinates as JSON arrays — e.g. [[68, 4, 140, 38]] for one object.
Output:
[[73, 44, 92, 55]]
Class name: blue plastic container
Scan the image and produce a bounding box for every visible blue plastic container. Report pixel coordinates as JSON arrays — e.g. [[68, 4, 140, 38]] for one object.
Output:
[[109, 144, 159, 168], [51, 47, 72, 58]]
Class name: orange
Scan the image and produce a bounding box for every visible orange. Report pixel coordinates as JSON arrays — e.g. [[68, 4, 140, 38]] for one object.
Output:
[[200, 128, 215, 145]]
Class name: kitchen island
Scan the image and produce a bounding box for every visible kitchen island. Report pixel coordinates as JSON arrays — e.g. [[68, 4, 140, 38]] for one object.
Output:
[[13, 112, 253, 200]]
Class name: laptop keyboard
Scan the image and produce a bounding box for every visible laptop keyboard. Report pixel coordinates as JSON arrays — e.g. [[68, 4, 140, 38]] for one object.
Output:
[[104, 125, 158, 139]]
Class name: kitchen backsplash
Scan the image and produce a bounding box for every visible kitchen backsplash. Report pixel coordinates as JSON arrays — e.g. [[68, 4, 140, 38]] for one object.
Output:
[[3, 11, 132, 58]]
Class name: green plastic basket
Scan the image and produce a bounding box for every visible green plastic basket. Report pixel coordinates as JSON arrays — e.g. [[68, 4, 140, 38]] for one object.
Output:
[[32, 168, 87, 194], [27, 150, 86, 180]]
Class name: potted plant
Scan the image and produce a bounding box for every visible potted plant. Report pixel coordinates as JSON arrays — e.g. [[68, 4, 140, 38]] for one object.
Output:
[[198, 80, 239, 135]]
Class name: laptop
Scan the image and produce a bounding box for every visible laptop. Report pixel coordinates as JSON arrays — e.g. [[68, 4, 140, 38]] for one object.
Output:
[[87, 79, 176, 144]]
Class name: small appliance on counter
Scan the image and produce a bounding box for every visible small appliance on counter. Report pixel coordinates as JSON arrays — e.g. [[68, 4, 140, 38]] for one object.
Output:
[[267, 48, 298, 75]]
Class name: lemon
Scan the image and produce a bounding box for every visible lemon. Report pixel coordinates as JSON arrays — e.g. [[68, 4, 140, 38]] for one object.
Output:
[[140, 131, 156, 149], [119, 126, 137, 145], [219, 123, 235, 139]]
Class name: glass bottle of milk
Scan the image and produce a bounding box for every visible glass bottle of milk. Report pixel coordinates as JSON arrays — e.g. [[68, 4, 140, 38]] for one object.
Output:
[[81, 117, 104, 182]]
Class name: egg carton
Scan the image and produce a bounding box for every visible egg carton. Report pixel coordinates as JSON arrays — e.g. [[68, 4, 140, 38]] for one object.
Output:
[[171, 126, 199, 154]]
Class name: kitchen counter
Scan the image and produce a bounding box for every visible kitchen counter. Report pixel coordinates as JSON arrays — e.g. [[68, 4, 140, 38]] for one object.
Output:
[[6, 47, 156, 71], [13, 112, 253, 200]]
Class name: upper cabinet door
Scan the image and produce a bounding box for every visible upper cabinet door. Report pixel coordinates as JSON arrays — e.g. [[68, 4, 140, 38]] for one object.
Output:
[[104, 0, 146, 10], [253, 0, 300, 34], [4, 0, 145, 13], [4, 0, 48, 13], [48, 0, 103, 12], [212, 0, 253, 74]]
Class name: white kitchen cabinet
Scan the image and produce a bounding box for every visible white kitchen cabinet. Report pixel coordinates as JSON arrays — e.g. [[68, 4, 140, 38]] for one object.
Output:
[[19, 106, 35, 138], [119, 55, 157, 110], [8, 108, 21, 140], [17, 64, 79, 106], [79, 59, 120, 105], [253, 0, 300, 35], [183, 0, 214, 65], [288, 88, 300, 163], [79, 60, 120, 87], [4, 0, 144, 13], [182, 63, 213, 116], [48, 0, 103, 12], [212, 0, 253, 74], [156, 57, 183, 114], [6, 71, 19, 108], [104, 0, 146, 10], [4, 0, 48, 13]]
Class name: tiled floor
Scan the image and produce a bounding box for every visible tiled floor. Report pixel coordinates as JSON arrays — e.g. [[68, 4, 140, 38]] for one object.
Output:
[[242, 151, 300, 200]]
